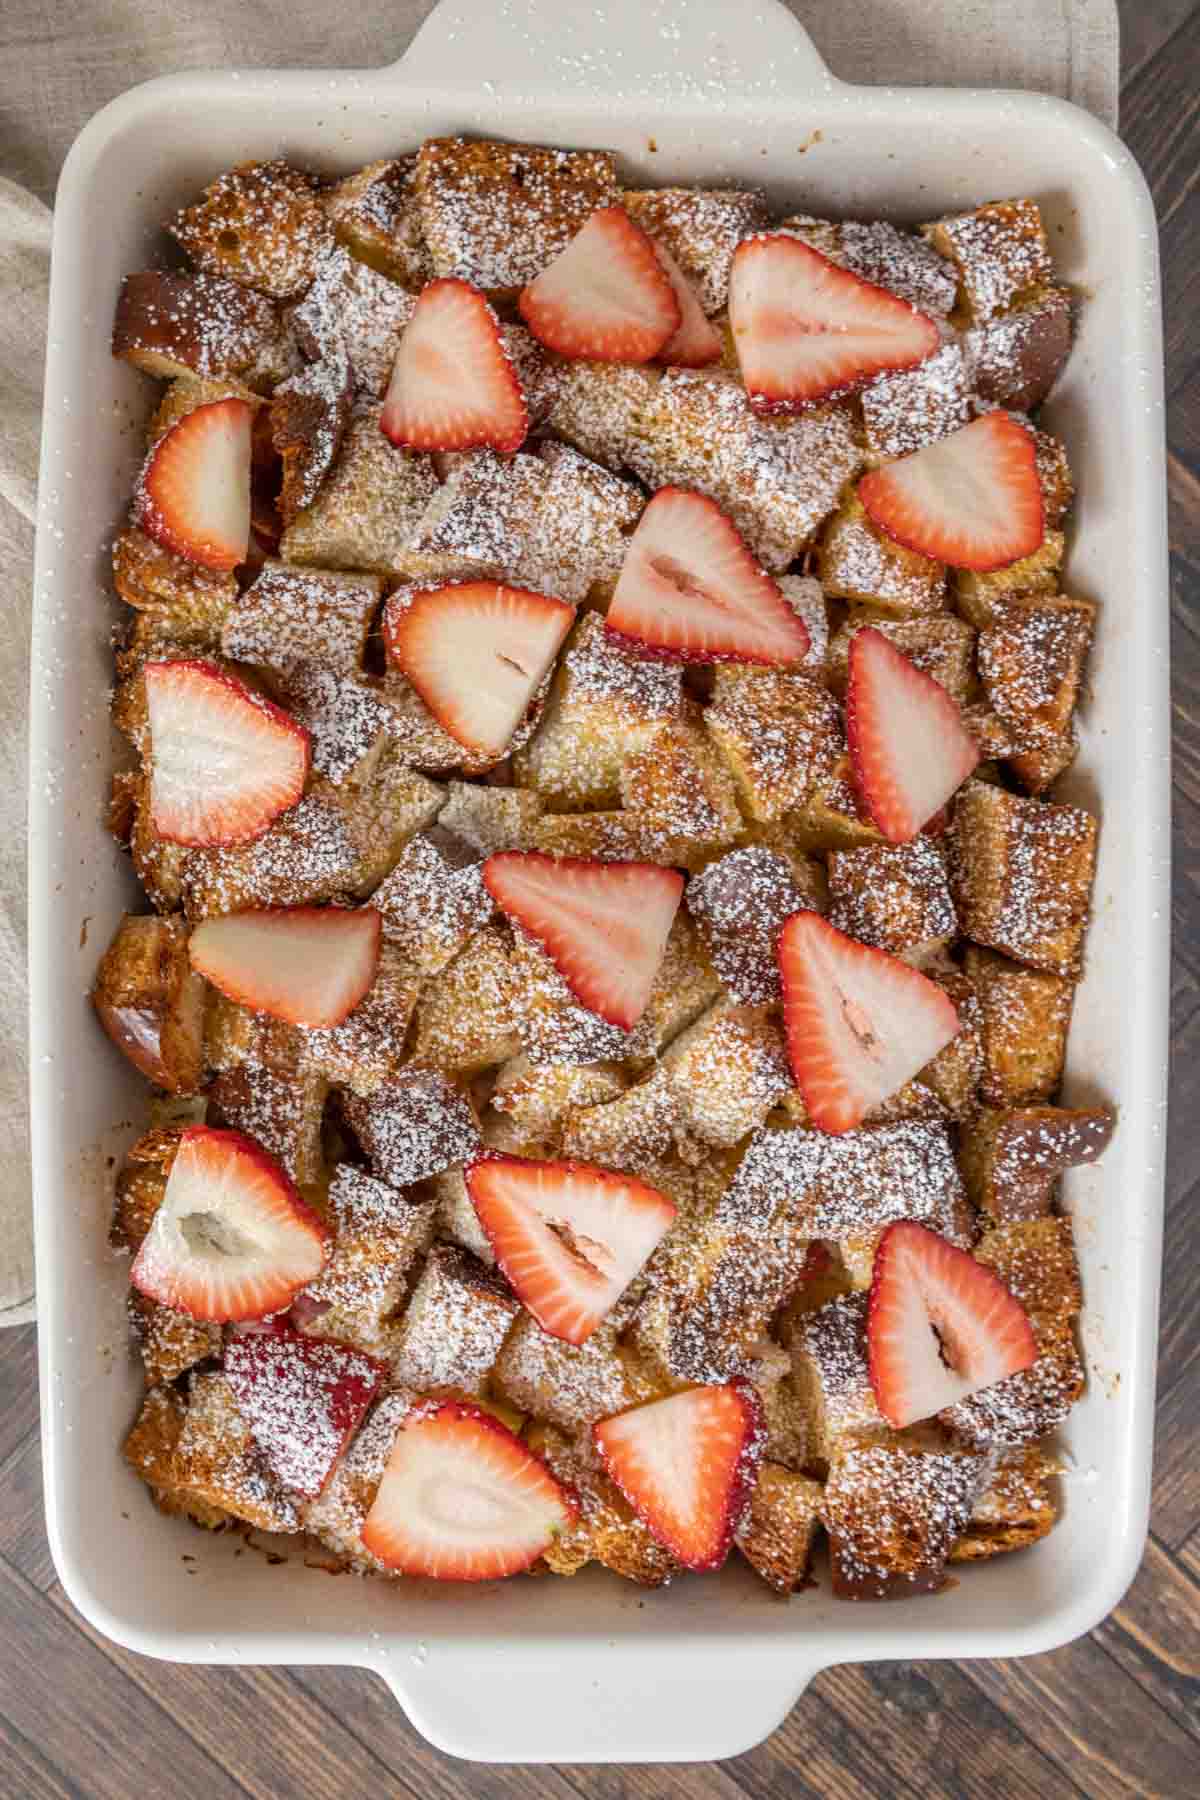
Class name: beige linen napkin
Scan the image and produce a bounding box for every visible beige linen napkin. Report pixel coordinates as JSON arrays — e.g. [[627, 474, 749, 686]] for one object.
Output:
[[0, 0, 1119, 1322]]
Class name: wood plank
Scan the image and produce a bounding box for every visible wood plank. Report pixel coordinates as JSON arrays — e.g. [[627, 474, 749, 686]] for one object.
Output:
[[1168, 448, 1200, 567], [0, 1717, 80, 1800], [1169, 366, 1200, 474], [692, 1672, 912, 1800], [557, 1753, 755, 1800], [1120, 0, 1200, 87], [1092, 1534, 1200, 1745], [1151, 1371, 1200, 1549], [0, 1323, 40, 1470], [0, 1428, 56, 1590]]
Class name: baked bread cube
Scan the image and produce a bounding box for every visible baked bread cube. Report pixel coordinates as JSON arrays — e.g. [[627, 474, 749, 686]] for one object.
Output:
[[949, 781, 1098, 975], [860, 342, 970, 462], [686, 844, 819, 1003], [409, 922, 523, 1074], [820, 496, 947, 616], [1008, 728, 1079, 797], [494, 1308, 637, 1434], [112, 270, 285, 385], [779, 573, 829, 671], [743, 1337, 809, 1470], [619, 711, 742, 858], [965, 945, 1075, 1107], [208, 1060, 329, 1187], [842, 217, 962, 316], [822, 1430, 989, 1599], [169, 160, 333, 301], [127, 1292, 221, 1389], [922, 199, 1053, 324], [966, 286, 1073, 413], [298, 941, 424, 1094], [704, 667, 842, 823], [301, 1389, 413, 1571], [918, 964, 984, 1120], [278, 665, 402, 788], [110, 1127, 180, 1252], [340, 1069, 480, 1189], [1034, 429, 1074, 527], [827, 837, 957, 965], [388, 1241, 520, 1395], [112, 528, 239, 628], [722, 1120, 965, 1242], [414, 137, 619, 296], [948, 1444, 1058, 1562], [322, 156, 431, 290], [437, 781, 544, 856], [543, 358, 660, 471], [126, 1373, 300, 1532], [530, 441, 645, 603], [144, 374, 264, 451], [826, 612, 975, 705], [92, 912, 206, 1094], [268, 350, 355, 523], [735, 1462, 824, 1594], [784, 756, 887, 853], [954, 530, 1065, 620], [662, 1002, 792, 1149], [560, 1068, 689, 1192], [976, 595, 1095, 742], [400, 450, 549, 584], [279, 401, 438, 574], [491, 1054, 627, 1142], [372, 831, 492, 975], [297, 1165, 436, 1353], [791, 1292, 884, 1466], [958, 1103, 1114, 1220], [530, 1423, 677, 1586], [222, 561, 382, 680], [622, 187, 770, 312]]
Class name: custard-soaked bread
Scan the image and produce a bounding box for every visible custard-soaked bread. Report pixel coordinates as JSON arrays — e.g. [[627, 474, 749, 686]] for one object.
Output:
[[954, 531, 1066, 620], [280, 402, 438, 574], [779, 573, 830, 671], [340, 1069, 480, 1189], [297, 1165, 436, 1354], [966, 285, 1073, 413], [208, 1060, 329, 1187], [948, 1444, 1058, 1562], [112, 269, 284, 385], [127, 1372, 300, 1532], [530, 441, 645, 604], [302, 1389, 412, 1571], [780, 214, 959, 317], [92, 912, 206, 1095], [388, 1241, 520, 1396], [826, 837, 957, 966], [289, 244, 416, 396], [415, 137, 619, 295], [495, 1308, 637, 1434], [958, 1103, 1114, 1221], [530, 1423, 678, 1586], [720, 1120, 965, 1241], [222, 561, 382, 681], [976, 595, 1095, 743], [436, 781, 544, 857], [322, 157, 431, 290], [169, 159, 333, 301], [127, 1292, 221, 1388], [735, 1461, 824, 1594], [922, 198, 1054, 324], [949, 781, 1098, 976], [790, 1291, 884, 1467], [662, 1003, 792, 1150], [530, 809, 706, 873], [819, 496, 947, 616], [144, 374, 264, 450], [821, 1429, 990, 1600], [826, 612, 975, 705], [268, 352, 354, 524], [400, 450, 549, 585], [274, 665, 399, 789], [784, 755, 887, 853], [704, 667, 843, 823], [918, 965, 984, 1121], [372, 831, 492, 976], [965, 946, 1075, 1107], [112, 527, 239, 626], [409, 922, 523, 1074], [860, 342, 971, 462], [560, 1068, 687, 1192], [490, 1054, 627, 1143], [543, 358, 660, 472], [1008, 728, 1079, 798], [619, 711, 743, 860], [297, 941, 424, 1095], [110, 1131, 178, 1253], [1034, 429, 1074, 528], [685, 845, 820, 1004], [622, 187, 770, 312], [743, 1337, 809, 1470]]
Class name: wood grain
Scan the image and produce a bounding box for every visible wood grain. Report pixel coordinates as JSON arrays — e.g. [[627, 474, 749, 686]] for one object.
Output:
[[1, 6, 1198, 1795]]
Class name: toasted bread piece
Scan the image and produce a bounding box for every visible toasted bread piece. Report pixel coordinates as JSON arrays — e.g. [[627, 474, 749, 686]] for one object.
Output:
[[954, 532, 1066, 620], [735, 1461, 823, 1594], [965, 946, 1075, 1107], [530, 441, 645, 603], [917, 964, 984, 1119], [323, 157, 431, 289], [399, 450, 549, 583], [388, 1241, 520, 1395], [92, 913, 206, 1094], [622, 186, 770, 312], [280, 401, 437, 574], [130, 1370, 301, 1531], [112, 527, 240, 625], [128, 1292, 221, 1388], [820, 495, 947, 616], [826, 838, 957, 966], [169, 160, 333, 301], [620, 710, 743, 858], [778, 573, 829, 671], [113, 269, 285, 385], [826, 612, 975, 705], [495, 1307, 637, 1434], [340, 1070, 480, 1189], [721, 1120, 965, 1240], [543, 358, 661, 471], [111, 1139, 176, 1254], [949, 781, 1098, 976], [948, 1444, 1058, 1562], [977, 595, 1095, 742], [958, 1103, 1114, 1221], [662, 1002, 792, 1149], [922, 199, 1053, 324], [966, 286, 1073, 413], [860, 342, 971, 462], [414, 137, 619, 296], [685, 845, 820, 1004], [297, 1165, 436, 1352], [1008, 728, 1079, 797], [743, 1338, 809, 1470], [302, 1389, 412, 1570], [145, 374, 264, 451], [491, 1054, 627, 1142], [530, 1423, 678, 1585], [409, 921, 522, 1074], [784, 755, 887, 853], [123, 1386, 229, 1530], [372, 832, 492, 976], [779, 215, 959, 316], [268, 351, 355, 523], [274, 664, 399, 789], [1034, 430, 1074, 528], [437, 781, 544, 856], [704, 667, 843, 823], [822, 1429, 989, 1599], [222, 560, 382, 680], [791, 1291, 883, 1467], [207, 1060, 329, 1186], [296, 940, 424, 1095]]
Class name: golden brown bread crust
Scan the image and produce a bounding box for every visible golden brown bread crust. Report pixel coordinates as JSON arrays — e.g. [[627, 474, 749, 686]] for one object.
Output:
[[92, 913, 206, 1094], [323, 156, 432, 289], [922, 198, 1054, 325], [112, 270, 282, 383], [958, 1104, 1115, 1220], [826, 612, 976, 705], [966, 285, 1073, 413], [269, 354, 354, 524], [821, 1430, 990, 1600], [735, 1462, 823, 1594], [169, 160, 333, 300], [949, 781, 1098, 976], [704, 668, 843, 824], [819, 496, 947, 616], [965, 946, 1075, 1107]]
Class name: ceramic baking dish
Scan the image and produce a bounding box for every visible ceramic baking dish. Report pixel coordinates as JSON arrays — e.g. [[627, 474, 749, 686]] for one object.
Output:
[[29, 0, 1170, 1764]]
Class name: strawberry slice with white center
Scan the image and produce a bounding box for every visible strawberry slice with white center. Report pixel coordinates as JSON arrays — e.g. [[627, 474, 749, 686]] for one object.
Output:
[[846, 626, 980, 843], [466, 1153, 676, 1345], [778, 911, 961, 1135], [867, 1220, 1039, 1428], [592, 1383, 764, 1571], [361, 1398, 577, 1581], [224, 1324, 386, 1498], [383, 581, 575, 762], [484, 851, 683, 1031], [651, 242, 723, 368], [145, 658, 310, 847], [189, 905, 381, 1029], [130, 1125, 329, 1322], [518, 206, 681, 363], [134, 396, 253, 571], [380, 278, 528, 453], [606, 487, 811, 665], [858, 411, 1044, 570], [728, 234, 940, 413]]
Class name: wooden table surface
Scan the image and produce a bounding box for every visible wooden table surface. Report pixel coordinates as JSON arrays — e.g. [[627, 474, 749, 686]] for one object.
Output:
[[3, 4, 1198, 1793]]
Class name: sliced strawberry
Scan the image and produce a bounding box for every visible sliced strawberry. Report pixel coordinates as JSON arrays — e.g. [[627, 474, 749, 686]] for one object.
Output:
[[518, 206, 681, 363], [778, 911, 961, 1135], [846, 627, 980, 843], [224, 1325, 386, 1497], [592, 1382, 764, 1571], [144, 658, 310, 847], [484, 851, 683, 1031], [651, 242, 723, 368], [858, 411, 1044, 570], [361, 1398, 577, 1580], [728, 234, 940, 413], [606, 487, 810, 665], [383, 581, 574, 762], [380, 278, 528, 453], [130, 1125, 328, 1321], [134, 396, 253, 571], [466, 1153, 675, 1345], [867, 1220, 1039, 1428], [189, 905, 381, 1028]]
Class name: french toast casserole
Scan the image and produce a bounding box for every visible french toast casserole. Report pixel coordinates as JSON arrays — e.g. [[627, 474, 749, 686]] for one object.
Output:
[[95, 138, 1113, 1599]]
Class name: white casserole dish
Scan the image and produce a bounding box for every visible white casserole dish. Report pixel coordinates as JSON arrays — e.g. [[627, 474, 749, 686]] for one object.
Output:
[[29, 0, 1170, 1764]]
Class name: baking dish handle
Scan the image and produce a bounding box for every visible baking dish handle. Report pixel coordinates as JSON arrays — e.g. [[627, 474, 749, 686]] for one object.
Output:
[[394, 0, 834, 101], [375, 1650, 823, 1762]]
